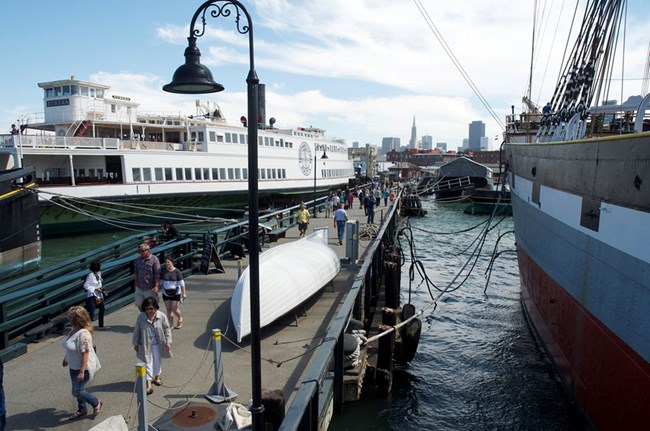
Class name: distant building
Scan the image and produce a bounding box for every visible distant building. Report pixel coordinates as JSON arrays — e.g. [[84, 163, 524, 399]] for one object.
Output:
[[381, 137, 400, 155], [436, 142, 447, 151], [421, 134, 433, 150], [480, 136, 489, 150], [409, 116, 417, 149], [468, 120, 485, 150], [352, 141, 360, 149]]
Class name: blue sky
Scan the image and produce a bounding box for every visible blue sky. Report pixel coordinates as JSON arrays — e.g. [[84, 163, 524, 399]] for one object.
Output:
[[1, 0, 648, 151]]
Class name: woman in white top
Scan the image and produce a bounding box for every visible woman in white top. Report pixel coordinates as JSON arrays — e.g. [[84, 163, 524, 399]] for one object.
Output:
[[62, 306, 102, 420], [83, 260, 106, 329]]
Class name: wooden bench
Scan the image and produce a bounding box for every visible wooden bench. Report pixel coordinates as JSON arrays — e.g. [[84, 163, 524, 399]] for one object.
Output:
[[267, 227, 289, 243], [24, 316, 69, 341]]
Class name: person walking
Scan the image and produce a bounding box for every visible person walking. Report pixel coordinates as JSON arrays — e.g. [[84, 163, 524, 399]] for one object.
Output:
[[383, 188, 389, 206], [324, 193, 334, 218], [61, 306, 102, 421], [134, 243, 161, 309], [161, 257, 186, 329], [132, 297, 172, 395], [366, 195, 376, 224], [296, 202, 310, 237], [332, 203, 349, 245], [83, 260, 106, 330]]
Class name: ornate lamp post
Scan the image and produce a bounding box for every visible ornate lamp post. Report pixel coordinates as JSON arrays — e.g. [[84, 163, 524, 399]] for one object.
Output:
[[312, 146, 328, 217], [163, 2, 264, 428]]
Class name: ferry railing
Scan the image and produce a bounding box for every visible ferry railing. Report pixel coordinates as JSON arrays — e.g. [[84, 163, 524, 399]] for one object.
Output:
[[280, 187, 402, 431]]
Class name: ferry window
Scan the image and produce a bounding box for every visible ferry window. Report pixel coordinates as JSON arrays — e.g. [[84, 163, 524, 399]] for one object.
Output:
[[164, 168, 172, 181], [232, 134, 238, 144], [45, 88, 53, 98], [80, 86, 88, 96], [217, 134, 224, 143], [219, 168, 226, 179], [63, 86, 71, 95], [71, 85, 79, 95], [260, 169, 266, 179], [281, 169, 286, 178], [227, 168, 234, 179], [267, 168, 272, 179], [225, 133, 232, 144], [258, 136, 263, 146], [240, 134, 246, 144], [97, 169, 104, 178], [111, 104, 116, 113], [195, 168, 202, 180], [96, 89, 104, 98], [280, 139, 284, 147], [212, 168, 219, 179], [89, 169, 95, 178], [132, 168, 142, 182], [54, 86, 63, 97], [242, 168, 248, 179], [176, 168, 183, 180], [90, 88, 96, 98], [271, 169, 276, 179], [234, 169, 241, 180], [143, 168, 152, 181], [155, 168, 163, 181], [197, 132, 205, 142], [209, 131, 216, 142], [203, 168, 210, 180], [184, 167, 192, 180]]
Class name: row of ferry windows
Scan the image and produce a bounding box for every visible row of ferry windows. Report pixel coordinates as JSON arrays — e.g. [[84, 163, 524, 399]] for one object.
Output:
[[192, 131, 295, 149], [131, 167, 288, 182], [44, 85, 104, 98]]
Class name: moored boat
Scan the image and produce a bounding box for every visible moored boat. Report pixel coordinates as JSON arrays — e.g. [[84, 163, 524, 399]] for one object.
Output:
[[430, 157, 493, 202], [0, 166, 41, 279], [0, 77, 354, 236], [230, 228, 340, 342], [505, 1, 650, 428]]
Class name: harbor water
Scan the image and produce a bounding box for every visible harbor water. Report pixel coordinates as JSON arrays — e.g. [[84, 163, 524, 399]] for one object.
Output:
[[330, 198, 588, 431], [39, 199, 588, 430]]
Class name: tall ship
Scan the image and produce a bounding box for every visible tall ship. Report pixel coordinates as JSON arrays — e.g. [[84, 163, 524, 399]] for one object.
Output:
[[504, 0, 650, 429], [0, 76, 354, 236]]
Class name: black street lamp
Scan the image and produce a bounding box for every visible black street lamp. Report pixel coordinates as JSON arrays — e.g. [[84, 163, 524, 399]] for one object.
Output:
[[313, 146, 328, 218], [163, 2, 264, 429]]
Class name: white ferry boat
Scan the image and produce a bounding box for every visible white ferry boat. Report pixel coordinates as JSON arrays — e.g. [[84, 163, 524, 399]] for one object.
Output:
[[0, 76, 354, 235]]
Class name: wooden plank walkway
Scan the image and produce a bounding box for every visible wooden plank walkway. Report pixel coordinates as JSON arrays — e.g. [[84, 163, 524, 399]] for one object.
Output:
[[4, 202, 392, 430]]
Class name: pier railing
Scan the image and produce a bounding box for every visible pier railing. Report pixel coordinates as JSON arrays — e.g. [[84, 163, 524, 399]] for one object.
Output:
[[280, 188, 402, 431], [0, 204, 308, 361]]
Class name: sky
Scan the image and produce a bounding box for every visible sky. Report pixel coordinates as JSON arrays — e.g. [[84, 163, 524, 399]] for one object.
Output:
[[0, 0, 648, 151]]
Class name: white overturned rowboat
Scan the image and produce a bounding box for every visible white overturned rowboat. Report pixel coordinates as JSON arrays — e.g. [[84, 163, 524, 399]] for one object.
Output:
[[231, 228, 341, 342]]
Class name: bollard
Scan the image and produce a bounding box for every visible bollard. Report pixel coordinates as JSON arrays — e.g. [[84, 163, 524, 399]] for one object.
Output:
[[205, 329, 238, 403], [135, 362, 149, 431]]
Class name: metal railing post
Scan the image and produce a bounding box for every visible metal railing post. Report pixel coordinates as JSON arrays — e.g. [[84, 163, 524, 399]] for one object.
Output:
[[135, 362, 149, 431]]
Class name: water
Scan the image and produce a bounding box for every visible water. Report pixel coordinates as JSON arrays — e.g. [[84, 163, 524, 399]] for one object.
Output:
[[329, 199, 588, 431], [40, 200, 588, 430]]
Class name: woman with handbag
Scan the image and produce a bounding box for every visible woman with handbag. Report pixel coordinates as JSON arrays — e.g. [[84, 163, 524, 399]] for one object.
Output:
[[83, 260, 106, 330], [62, 306, 102, 420], [132, 296, 172, 395]]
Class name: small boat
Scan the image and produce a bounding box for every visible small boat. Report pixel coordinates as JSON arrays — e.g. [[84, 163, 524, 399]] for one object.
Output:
[[231, 228, 341, 342], [431, 157, 494, 202], [0, 167, 41, 279], [463, 186, 511, 215]]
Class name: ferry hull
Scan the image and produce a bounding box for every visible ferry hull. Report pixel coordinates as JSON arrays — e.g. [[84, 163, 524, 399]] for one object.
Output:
[[506, 133, 650, 430]]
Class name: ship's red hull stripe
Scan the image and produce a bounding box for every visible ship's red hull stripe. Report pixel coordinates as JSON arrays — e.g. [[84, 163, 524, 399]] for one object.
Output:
[[517, 247, 650, 430]]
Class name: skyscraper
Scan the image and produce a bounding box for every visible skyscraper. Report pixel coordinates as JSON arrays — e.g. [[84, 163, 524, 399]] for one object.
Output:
[[381, 137, 400, 155], [421, 134, 433, 150], [409, 116, 417, 149], [468, 120, 485, 150]]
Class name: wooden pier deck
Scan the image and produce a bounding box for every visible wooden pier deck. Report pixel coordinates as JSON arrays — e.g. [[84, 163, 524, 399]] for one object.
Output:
[[4, 202, 397, 430]]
